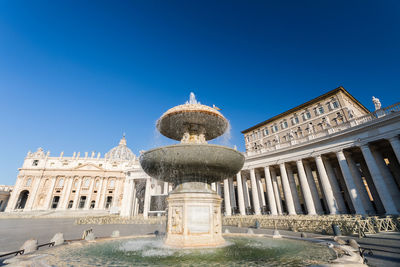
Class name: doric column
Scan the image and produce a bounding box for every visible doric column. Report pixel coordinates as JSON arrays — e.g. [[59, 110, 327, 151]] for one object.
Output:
[[264, 166, 278, 215], [223, 179, 232, 216], [112, 178, 122, 208], [129, 180, 137, 217], [94, 178, 104, 209], [256, 172, 266, 208], [73, 178, 82, 209], [85, 178, 95, 209], [279, 163, 296, 215], [360, 144, 398, 214], [44, 177, 57, 209], [228, 178, 237, 210], [25, 177, 41, 211], [336, 151, 367, 215], [388, 136, 400, 164], [371, 147, 400, 212], [323, 158, 347, 213], [242, 176, 251, 211], [120, 178, 130, 215], [143, 178, 152, 218], [249, 169, 261, 215], [286, 164, 302, 214], [296, 160, 316, 215], [315, 155, 338, 214], [236, 172, 246, 215], [303, 162, 324, 214], [270, 168, 283, 215]]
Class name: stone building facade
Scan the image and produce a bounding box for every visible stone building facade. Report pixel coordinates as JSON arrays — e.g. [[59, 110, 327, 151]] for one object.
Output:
[[4, 87, 400, 218], [0, 185, 12, 212]]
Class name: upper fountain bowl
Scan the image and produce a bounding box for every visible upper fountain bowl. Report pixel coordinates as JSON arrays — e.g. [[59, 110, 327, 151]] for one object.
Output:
[[157, 103, 228, 141]]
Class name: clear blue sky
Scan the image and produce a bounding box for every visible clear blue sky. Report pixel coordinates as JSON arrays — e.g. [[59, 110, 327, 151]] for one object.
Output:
[[1, 1, 399, 185]]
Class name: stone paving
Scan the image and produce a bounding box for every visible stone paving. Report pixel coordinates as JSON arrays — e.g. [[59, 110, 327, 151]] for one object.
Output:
[[0, 218, 399, 266]]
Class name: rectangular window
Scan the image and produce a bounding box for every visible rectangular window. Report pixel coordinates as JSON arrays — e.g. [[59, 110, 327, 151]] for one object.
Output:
[[32, 160, 39, 166], [332, 101, 339, 109], [271, 125, 278, 133], [264, 128, 269, 136], [318, 106, 324, 115], [303, 112, 311, 121], [291, 117, 299, 125], [281, 121, 288, 129]]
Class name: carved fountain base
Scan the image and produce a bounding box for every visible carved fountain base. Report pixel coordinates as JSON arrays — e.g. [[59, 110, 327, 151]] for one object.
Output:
[[165, 184, 225, 248]]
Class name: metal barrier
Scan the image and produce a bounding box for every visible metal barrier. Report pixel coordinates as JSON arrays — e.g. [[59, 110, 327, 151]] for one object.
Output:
[[0, 241, 55, 259]]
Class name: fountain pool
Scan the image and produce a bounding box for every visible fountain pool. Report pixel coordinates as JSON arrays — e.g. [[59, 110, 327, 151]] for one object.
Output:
[[43, 236, 334, 267]]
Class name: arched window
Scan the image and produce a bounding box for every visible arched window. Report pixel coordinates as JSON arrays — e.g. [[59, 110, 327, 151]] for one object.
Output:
[[95, 180, 100, 189], [58, 178, 64, 187], [67, 200, 73, 209], [84, 178, 90, 187], [109, 180, 115, 188], [74, 180, 79, 188], [90, 200, 96, 209], [26, 178, 32, 187]]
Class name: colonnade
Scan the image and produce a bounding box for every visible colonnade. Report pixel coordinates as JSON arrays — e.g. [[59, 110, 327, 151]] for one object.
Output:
[[220, 136, 400, 216]]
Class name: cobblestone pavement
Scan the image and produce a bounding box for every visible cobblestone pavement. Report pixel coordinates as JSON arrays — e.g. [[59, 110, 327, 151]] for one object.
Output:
[[0, 218, 399, 267]]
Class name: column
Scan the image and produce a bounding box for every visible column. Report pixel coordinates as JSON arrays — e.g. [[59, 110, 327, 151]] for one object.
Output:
[[249, 169, 261, 215], [73, 178, 82, 209], [304, 162, 324, 214], [59, 177, 73, 210], [371, 147, 400, 211], [264, 166, 278, 215], [94, 178, 104, 209], [336, 151, 367, 215], [271, 168, 283, 215], [315, 156, 338, 214], [211, 183, 216, 191], [256, 172, 266, 208], [129, 180, 137, 217], [223, 179, 232, 216], [163, 182, 169, 195], [296, 160, 316, 215], [286, 165, 302, 214], [323, 158, 347, 213], [5, 176, 23, 212], [44, 177, 57, 209], [216, 182, 222, 196], [121, 179, 133, 217], [85, 178, 95, 209], [112, 178, 122, 208], [143, 178, 151, 218], [388, 136, 400, 164], [228, 178, 237, 211], [236, 172, 246, 215], [360, 144, 398, 214], [25, 177, 41, 211], [242, 176, 251, 211], [279, 163, 296, 215], [98, 178, 107, 209]]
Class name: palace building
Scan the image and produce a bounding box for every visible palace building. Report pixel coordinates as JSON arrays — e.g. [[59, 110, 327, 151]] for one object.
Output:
[[3, 87, 400, 217]]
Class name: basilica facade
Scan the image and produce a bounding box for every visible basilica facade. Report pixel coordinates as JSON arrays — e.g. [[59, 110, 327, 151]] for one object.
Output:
[[4, 87, 400, 217]]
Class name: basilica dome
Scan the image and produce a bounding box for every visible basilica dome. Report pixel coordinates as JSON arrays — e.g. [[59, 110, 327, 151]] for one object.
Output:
[[105, 136, 136, 161]]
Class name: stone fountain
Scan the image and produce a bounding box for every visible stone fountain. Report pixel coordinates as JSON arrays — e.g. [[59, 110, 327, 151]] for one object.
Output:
[[140, 93, 245, 248]]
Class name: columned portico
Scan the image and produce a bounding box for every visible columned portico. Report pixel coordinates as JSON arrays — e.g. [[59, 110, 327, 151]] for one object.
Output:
[[388, 136, 400, 164], [270, 168, 283, 215]]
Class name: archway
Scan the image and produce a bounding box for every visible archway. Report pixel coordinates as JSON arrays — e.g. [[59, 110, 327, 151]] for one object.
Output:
[[15, 190, 29, 209]]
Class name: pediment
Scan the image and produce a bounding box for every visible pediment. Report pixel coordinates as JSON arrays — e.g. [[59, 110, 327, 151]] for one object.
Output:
[[73, 163, 104, 171]]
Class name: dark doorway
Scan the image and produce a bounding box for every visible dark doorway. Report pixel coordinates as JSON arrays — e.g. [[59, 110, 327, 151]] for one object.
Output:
[[15, 190, 29, 209], [105, 196, 113, 209], [51, 196, 60, 209]]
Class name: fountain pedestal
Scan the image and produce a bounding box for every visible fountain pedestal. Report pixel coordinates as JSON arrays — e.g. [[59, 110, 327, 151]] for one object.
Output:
[[165, 191, 225, 248]]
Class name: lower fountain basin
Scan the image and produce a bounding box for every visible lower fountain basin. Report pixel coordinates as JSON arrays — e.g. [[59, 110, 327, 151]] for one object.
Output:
[[139, 144, 245, 184], [43, 236, 334, 267]]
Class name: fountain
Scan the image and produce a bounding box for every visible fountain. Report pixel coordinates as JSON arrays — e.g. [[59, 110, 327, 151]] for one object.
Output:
[[140, 93, 245, 248]]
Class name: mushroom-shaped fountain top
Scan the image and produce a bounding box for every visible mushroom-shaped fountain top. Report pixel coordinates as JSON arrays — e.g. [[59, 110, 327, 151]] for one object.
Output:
[[156, 92, 228, 142]]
